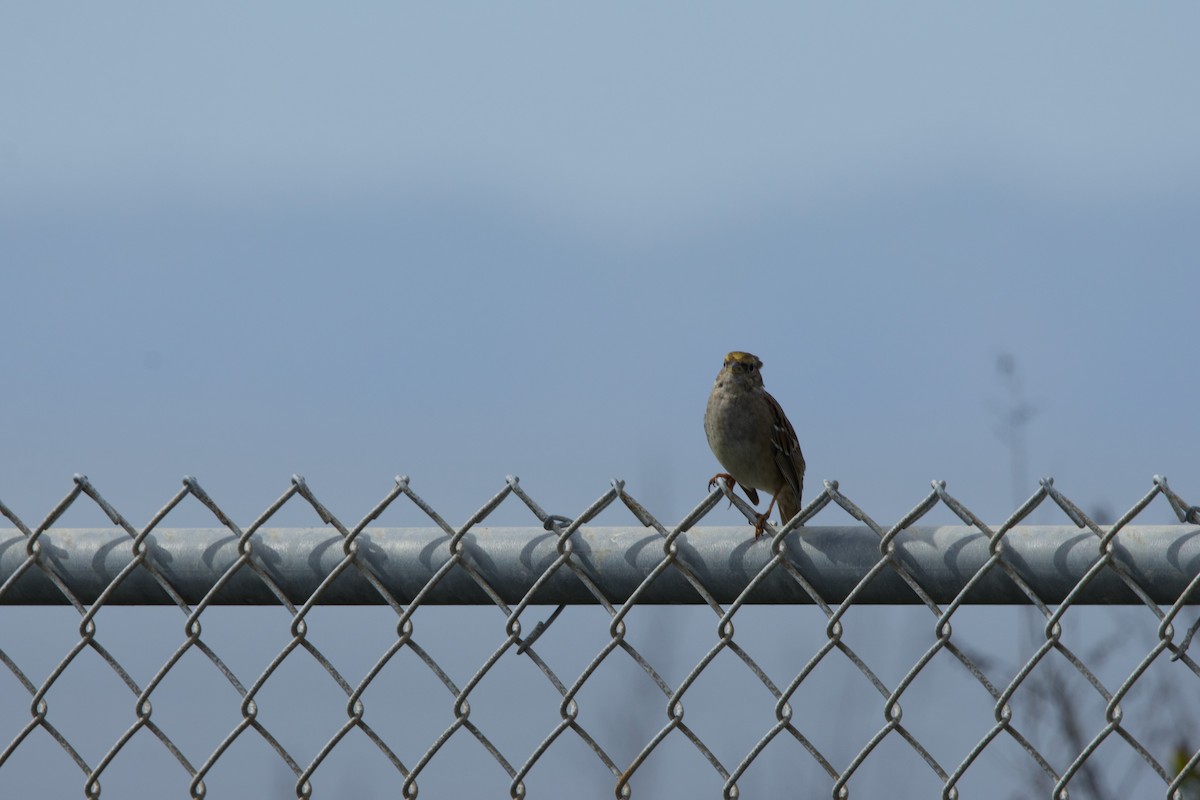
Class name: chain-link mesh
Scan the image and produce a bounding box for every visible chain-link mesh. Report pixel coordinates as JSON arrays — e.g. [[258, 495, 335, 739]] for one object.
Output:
[[1, 474, 1199, 799]]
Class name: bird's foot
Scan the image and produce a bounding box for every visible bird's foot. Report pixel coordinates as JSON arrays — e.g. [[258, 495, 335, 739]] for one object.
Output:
[[707, 472, 736, 491], [753, 513, 770, 540], [708, 473, 739, 509]]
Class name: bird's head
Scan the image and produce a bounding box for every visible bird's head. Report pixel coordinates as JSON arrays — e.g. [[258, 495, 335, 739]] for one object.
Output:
[[720, 351, 765, 387]]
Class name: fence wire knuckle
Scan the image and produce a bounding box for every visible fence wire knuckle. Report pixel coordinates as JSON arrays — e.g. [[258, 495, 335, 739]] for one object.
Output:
[[1, 475, 1199, 797]]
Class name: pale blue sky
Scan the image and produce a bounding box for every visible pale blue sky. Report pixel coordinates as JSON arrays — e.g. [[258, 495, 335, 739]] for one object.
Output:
[[3, 4, 1197, 529], [1, 5, 1198, 797]]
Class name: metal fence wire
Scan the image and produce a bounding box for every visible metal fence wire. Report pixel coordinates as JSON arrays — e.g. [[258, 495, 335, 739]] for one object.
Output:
[[2, 474, 1200, 799]]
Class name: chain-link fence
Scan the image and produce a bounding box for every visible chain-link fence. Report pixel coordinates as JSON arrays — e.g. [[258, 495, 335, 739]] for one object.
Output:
[[1, 474, 1199, 799]]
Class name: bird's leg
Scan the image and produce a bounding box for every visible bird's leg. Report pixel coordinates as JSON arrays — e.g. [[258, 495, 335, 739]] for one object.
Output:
[[754, 494, 780, 539]]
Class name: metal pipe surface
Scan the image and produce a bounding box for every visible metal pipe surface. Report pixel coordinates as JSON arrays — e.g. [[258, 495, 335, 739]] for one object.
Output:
[[1, 526, 1197, 605]]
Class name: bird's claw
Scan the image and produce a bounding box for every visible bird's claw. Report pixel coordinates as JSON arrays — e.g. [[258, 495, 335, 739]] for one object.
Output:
[[753, 513, 769, 540], [708, 473, 738, 509], [708, 472, 735, 492]]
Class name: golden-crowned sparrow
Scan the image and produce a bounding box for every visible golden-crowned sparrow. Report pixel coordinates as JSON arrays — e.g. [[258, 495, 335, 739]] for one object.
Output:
[[705, 351, 806, 538]]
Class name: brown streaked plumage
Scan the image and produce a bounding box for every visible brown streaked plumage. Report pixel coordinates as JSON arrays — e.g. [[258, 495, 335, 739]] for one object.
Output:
[[704, 351, 805, 538]]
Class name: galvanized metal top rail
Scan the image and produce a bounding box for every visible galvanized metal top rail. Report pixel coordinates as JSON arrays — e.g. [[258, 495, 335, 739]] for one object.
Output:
[[3, 525, 1197, 605]]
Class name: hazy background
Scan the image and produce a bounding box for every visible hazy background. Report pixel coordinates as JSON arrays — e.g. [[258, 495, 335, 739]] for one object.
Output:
[[2, 4, 1198, 798]]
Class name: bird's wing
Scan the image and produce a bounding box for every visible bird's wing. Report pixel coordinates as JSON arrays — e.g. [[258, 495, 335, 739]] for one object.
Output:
[[766, 390, 805, 502]]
